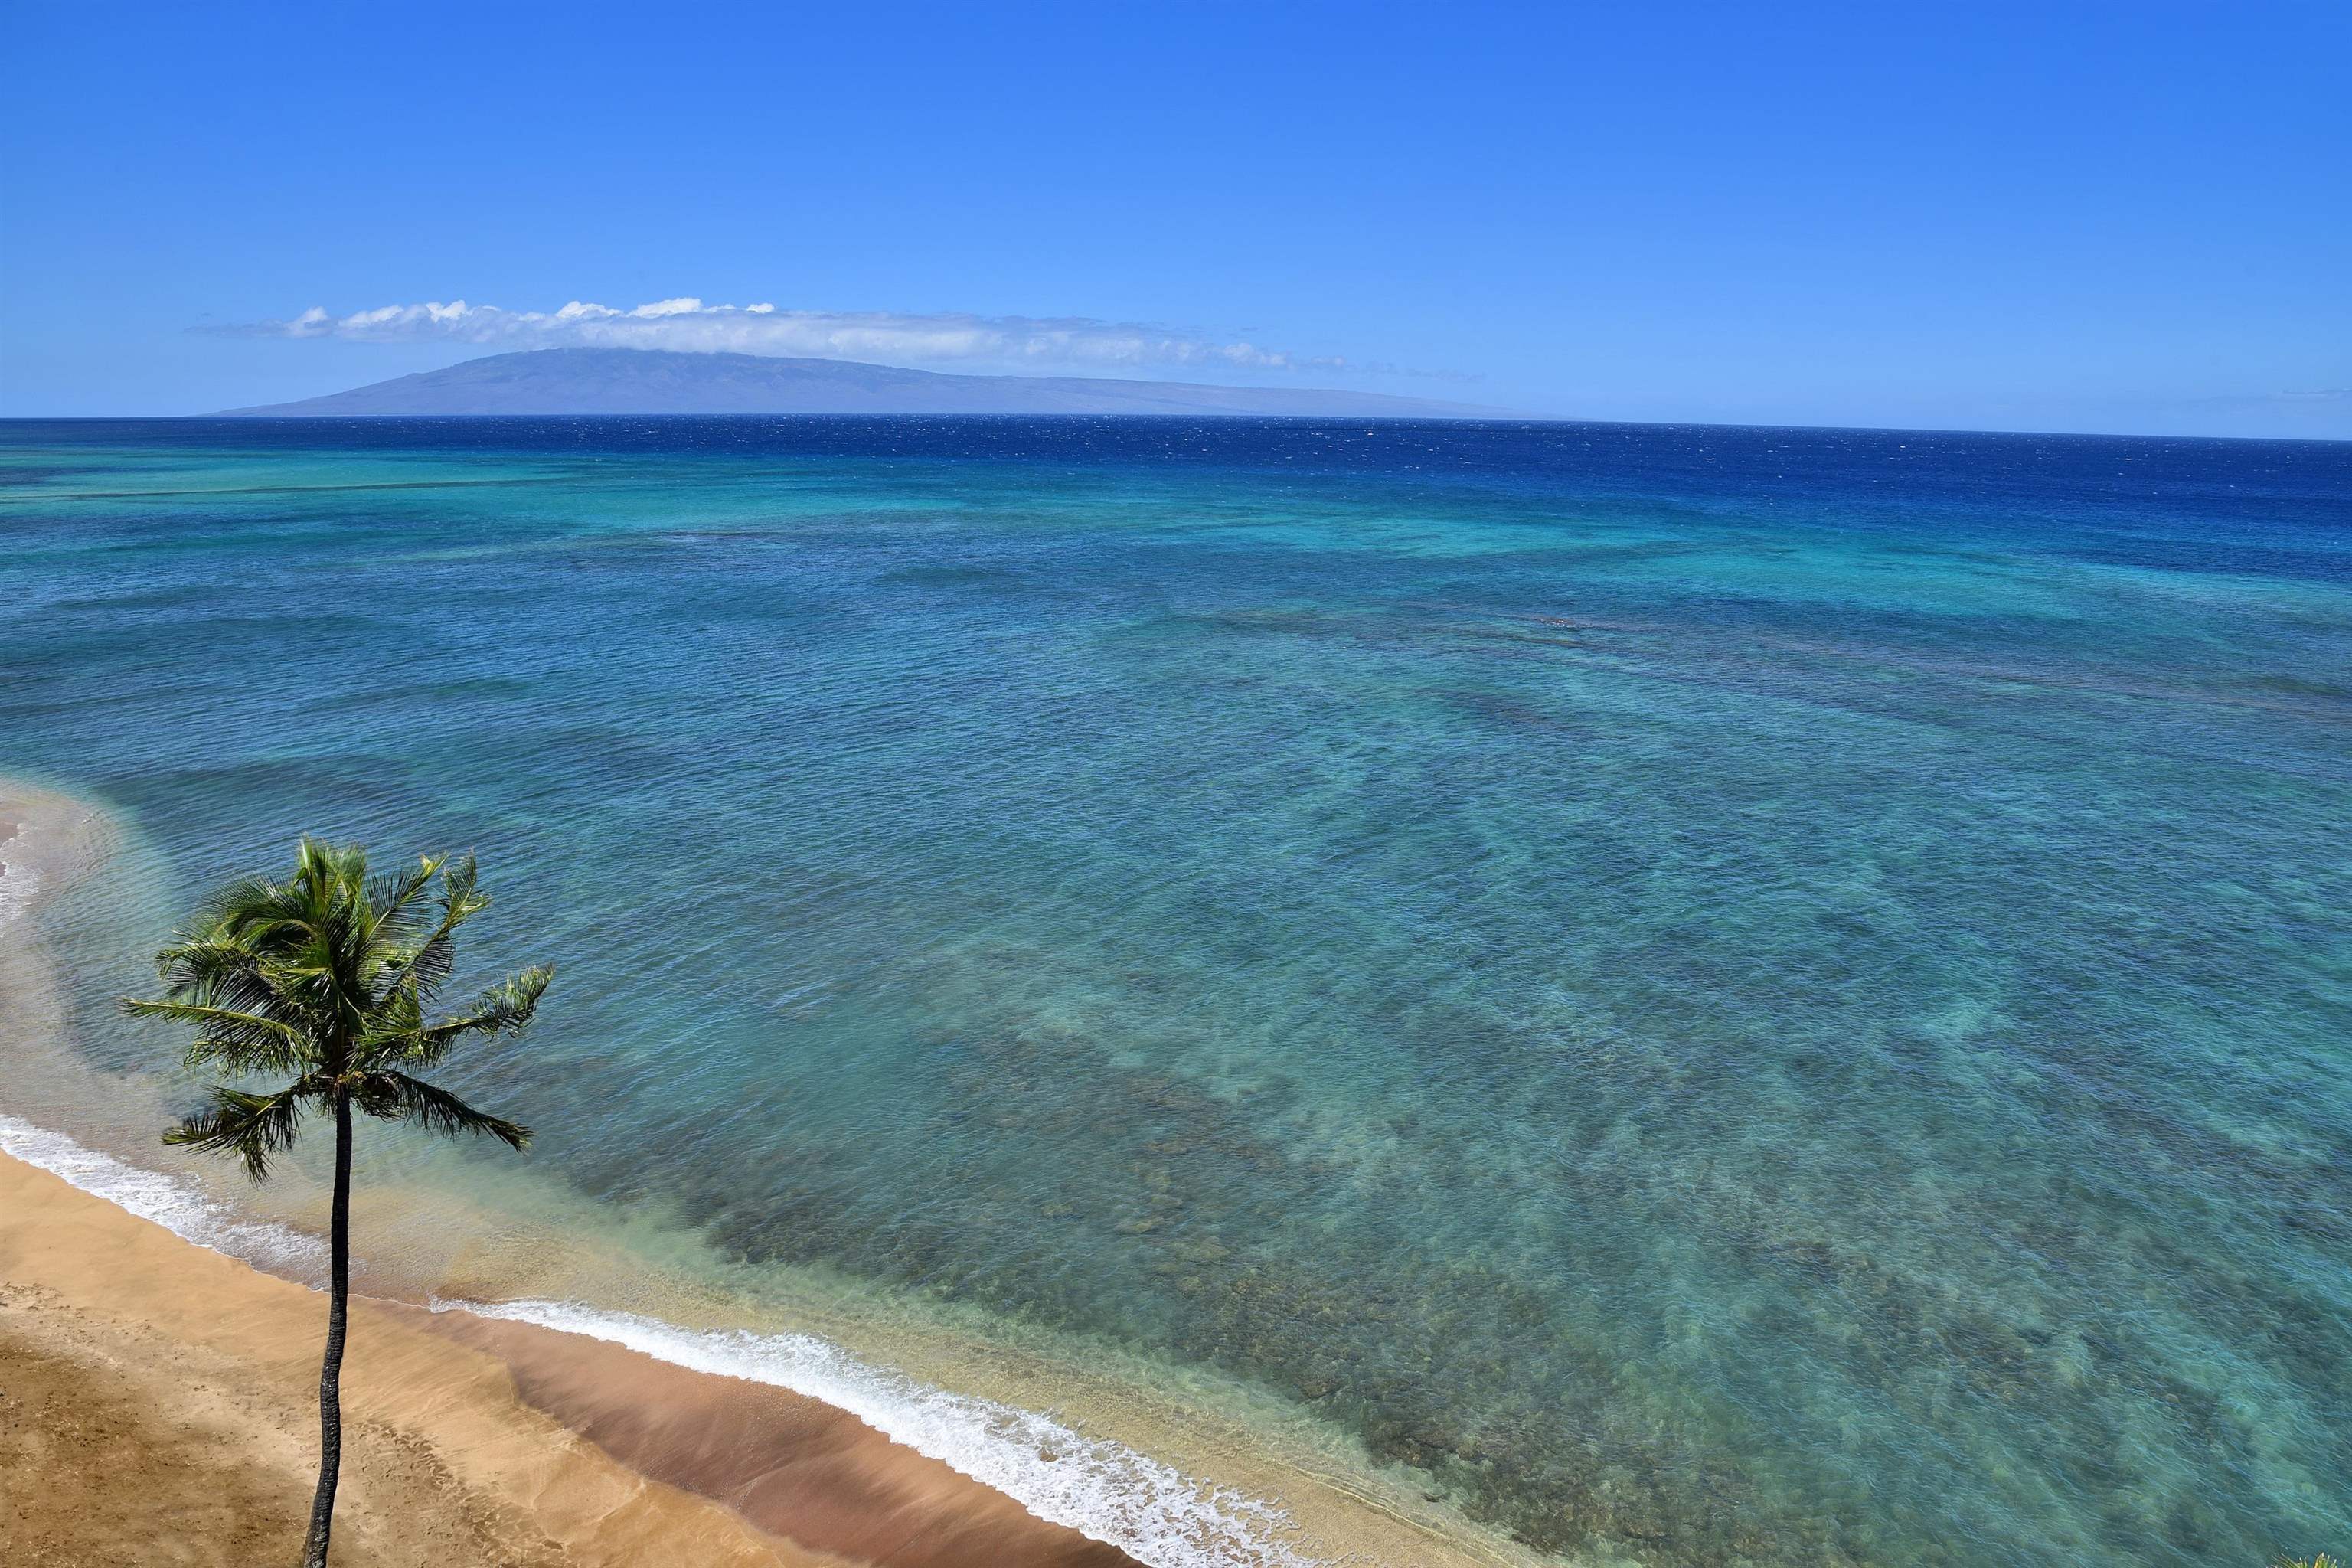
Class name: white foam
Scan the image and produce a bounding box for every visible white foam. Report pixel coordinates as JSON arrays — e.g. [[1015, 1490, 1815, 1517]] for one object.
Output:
[[0, 1114, 329, 1281], [2, 802, 328, 1282], [440, 1296, 1322, 1567], [0, 825, 41, 920], [0, 1111, 1318, 1568]]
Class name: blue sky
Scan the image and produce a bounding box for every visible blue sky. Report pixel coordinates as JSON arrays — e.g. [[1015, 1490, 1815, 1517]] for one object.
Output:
[[3, 1, 2346, 436]]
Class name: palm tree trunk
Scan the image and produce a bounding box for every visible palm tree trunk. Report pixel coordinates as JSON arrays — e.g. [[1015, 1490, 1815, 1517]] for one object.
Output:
[[299, 1093, 354, 1568]]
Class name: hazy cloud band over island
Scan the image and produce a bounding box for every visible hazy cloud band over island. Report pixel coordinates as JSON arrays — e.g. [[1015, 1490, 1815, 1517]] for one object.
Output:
[[217, 298, 1359, 374]]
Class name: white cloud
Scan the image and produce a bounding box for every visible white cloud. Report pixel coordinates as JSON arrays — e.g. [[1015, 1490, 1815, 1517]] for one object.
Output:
[[227, 296, 1347, 373]]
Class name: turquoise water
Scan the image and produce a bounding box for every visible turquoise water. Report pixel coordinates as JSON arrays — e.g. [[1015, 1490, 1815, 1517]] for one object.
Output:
[[2, 417, 2347, 1566]]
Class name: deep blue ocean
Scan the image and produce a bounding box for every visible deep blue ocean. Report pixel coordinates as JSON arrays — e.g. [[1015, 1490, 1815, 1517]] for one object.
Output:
[[2, 416, 2347, 1566]]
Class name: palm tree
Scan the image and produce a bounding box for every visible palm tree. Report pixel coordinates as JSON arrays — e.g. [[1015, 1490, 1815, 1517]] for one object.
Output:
[[123, 838, 551, 1568]]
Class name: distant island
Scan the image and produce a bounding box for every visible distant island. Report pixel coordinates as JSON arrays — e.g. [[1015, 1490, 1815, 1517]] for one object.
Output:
[[220, 348, 1510, 418]]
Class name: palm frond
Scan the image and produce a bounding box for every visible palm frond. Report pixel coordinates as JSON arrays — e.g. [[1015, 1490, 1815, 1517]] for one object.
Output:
[[401, 964, 554, 1064], [349, 988, 427, 1070], [155, 931, 247, 986], [162, 1083, 309, 1182], [150, 935, 280, 1019], [275, 838, 374, 1011], [378, 924, 459, 1008], [194, 871, 318, 949], [369, 854, 484, 1006], [354, 1070, 530, 1151], [296, 837, 368, 900], [364, 854, 446, 947], [119, 998, 308, 1075], [353, 962, 550, 1072], [436, 854, 484, 923]]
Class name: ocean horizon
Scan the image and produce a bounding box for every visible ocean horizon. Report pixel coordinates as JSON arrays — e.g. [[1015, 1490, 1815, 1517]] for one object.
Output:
[[2, 414, 2347, 1566]]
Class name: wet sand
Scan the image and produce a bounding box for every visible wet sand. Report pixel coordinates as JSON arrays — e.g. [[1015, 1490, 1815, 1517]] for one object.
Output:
[[417, 1308, 1135, 1566]]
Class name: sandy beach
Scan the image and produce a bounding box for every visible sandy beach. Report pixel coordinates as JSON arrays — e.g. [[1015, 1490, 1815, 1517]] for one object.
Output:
[[0, 1148, 1157, 1566]]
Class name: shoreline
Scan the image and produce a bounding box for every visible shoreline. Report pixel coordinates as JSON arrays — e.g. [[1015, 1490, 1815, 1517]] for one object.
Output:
[[0, 1148, 1136, 1567], [1, 779, 1529, 1568]]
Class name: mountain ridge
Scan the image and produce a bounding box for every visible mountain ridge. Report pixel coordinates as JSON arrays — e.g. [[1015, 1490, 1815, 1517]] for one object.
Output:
[[219, 348, 1510, 418]]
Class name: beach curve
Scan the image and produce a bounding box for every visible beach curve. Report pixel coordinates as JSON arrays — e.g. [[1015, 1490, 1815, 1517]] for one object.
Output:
[[1, 777, 1525, 1568]]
